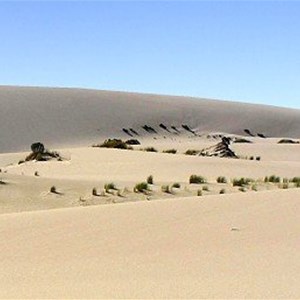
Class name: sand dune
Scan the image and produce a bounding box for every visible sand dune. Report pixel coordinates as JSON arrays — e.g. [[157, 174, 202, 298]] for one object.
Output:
[[1, 189, 300, 298], [1, 85, 300, 298], [0, 85, 299, 153]]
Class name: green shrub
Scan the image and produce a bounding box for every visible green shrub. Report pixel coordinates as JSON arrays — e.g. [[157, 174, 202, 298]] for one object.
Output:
[[96, 139, 132, 150], [147, 175, 153, 184], [189, 175, 207, 184], [232, 177, 253, 187], [163, 149, 177, 154], [92, 187, 98, 196], [266, 175, 281, 183], [202, 186, 209, 191], [161, 185, 172, 194], [172, 183, 181, 188], [104, 183, 117, 193], [219, 188, 226, 194], [216, 176, 227, 184], [143, 147, 158, 152], [134, 182, 149, 193], [185, 149, 200, 156], [50, 186, 57, 193]]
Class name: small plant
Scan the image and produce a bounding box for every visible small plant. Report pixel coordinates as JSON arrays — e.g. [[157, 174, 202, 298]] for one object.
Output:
[[281, 183, 289, 189], [197, 189, 202, 196], [216, 176, 227, 184], [251, 184, 258, 191], [147, 175, 153, 185], [163, 149, 177, 154], [143, 147, 158, 152], [161, 185, 172, 194], [134, 182, 149, 193], [34, 171, 39, 177], [172, 183, 181, 189], [266, 175, 281, 183], [239, 187, 247, 192], [96, 139, 132, 150], [189, 175, 206, 184], [249, 156, 254, 160], [92, 187, 98, 196], [185, 149, 199, 155], [232, 177, 253, 187], [50, 186, 57, 193], [104, 183, 117, 193], [0, 179, 7, 185], [219, 188, 226, 194], [256, 156, 261, 161], [202, 185, 209, 191]]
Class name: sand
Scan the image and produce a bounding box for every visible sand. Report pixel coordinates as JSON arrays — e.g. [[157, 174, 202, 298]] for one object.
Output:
[[0, 86, 300, 298]]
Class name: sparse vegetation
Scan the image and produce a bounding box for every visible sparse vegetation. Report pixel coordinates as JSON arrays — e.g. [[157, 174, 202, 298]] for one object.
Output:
[[143, 147, 158, 152], [239, 187, 247, 192], [234, 138, 252, 143], [134, 182, 149, 193], [219, 188, 226, 194], [216, 176, 227, 184], [232, 177, 253, 187], [34, 171, 39, 177], [202, 186, 209, 191], [185, 149, 199, 155], [265, 175, 281, 183], [197, 189, 202, 196], [147, 175, 153, 185], [50, 186, 57, 193], [161, 185, 172, 194], [92, 187, 98, 196], [278, 139, 299, 144], [189, 175, 207, 184], [104, 183, 117, 193], [172, 183, 181, 189], [95, 139, 133, 150], [163, 149, 177, 154], [256, 156, 261, 161]]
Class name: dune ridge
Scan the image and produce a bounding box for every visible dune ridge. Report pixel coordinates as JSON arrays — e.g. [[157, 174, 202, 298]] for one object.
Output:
[[1, 85, 300, 153]]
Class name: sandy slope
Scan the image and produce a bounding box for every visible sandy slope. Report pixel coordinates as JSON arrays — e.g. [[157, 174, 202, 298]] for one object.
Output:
[[1, 85, 300, 298], [1, 85, 300, 153], [1, 189, 300, 298]]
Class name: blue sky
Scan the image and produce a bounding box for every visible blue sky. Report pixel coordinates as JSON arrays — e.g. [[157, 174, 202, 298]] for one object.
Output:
[[0, 1, 299, 109]]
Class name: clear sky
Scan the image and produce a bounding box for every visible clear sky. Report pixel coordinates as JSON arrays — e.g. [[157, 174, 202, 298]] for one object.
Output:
[[0, 1, 299, 109]]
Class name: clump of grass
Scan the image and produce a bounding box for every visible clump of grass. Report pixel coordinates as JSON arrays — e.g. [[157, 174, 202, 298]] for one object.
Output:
[[251, 184, 258, 191], [161, 185, 172, 194], [202, 185, 209, 191], [95, 139, 132, 150], [265, 175, 281, 183], [163, 149, 177, 154], [172, 183, 181, 189], [34, 171, 39, 177], [147, 175, 153, 185], [219, 188, 226, 194], [104, 183, 117, 193], [50, 186, 57, 193], [0, 179, 7, 185], [232, 177, 253, 187], [197, 189, 202, 196], [185, 149, 200, 156], [216, 176, 227, 184], [134, 182, 149, 193], [239, 187, 247, 192], [256, 156, 261, 161], [143, 147, 158, 152], [281, 183, 289, 189], [92, 187, 98, 196], [189, 175, 207, 184], [249, 156, 254, 160]]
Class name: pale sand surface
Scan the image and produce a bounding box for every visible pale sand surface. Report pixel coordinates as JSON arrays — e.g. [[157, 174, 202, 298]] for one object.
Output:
[[1, 189, 300, 298], [0, 86, 300, 298]]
